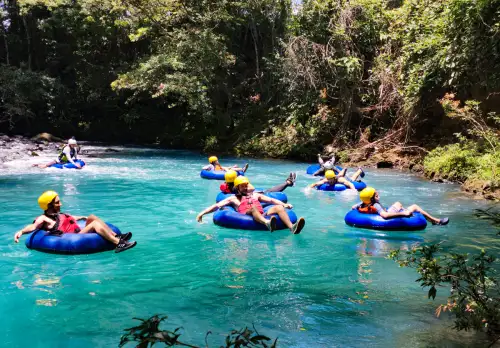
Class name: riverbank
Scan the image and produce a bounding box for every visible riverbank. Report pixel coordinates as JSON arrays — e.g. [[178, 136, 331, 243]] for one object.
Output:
[[0, 133, 123, 168], [1, 132, 497, 201], [332, 143, 499, 201]]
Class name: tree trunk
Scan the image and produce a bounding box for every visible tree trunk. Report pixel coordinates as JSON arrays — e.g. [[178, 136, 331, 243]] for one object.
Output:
[[22, 14, 31, 70], [2, 26, 9, 65]]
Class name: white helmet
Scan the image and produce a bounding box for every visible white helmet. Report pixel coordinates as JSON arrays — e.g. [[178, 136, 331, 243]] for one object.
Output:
[[68, 138, 77, 145]]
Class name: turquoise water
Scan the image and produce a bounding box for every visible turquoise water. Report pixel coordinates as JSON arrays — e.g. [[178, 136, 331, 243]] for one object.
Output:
[[0, 147, 498, 347]]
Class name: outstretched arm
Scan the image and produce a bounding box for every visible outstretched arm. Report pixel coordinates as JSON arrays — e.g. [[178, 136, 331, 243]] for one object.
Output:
[[14, 216, 48, 243], [309, 179, 325, 188], [196, 198, 232, 222]]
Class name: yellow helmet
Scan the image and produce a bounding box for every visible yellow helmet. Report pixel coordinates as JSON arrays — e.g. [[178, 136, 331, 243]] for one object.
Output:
[[234, 176, 250, 188], [359, 187, 376, 204], [224, 170, 238, 183], [38, 190, 59, 210], [325, 170, 336, 179], [208, 156, 218, 163]]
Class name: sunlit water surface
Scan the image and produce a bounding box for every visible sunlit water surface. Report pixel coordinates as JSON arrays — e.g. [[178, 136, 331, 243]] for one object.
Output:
[[0, 146, 497, 347]]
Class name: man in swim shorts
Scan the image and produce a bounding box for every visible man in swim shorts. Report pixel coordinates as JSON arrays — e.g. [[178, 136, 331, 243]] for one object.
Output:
[[353, 187, 450, 225], [197, 176, 306, 234], [13, 191, 137, 252], [220, 170, 296, 194], [202, 156, 249, 173], [33, 138, 82, 169], [309, 170, 357, 189]]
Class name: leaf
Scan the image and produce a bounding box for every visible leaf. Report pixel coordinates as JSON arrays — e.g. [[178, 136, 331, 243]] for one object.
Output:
[[428, 286, 437, 300]]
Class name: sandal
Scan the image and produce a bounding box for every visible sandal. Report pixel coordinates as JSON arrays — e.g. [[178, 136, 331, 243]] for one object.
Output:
[[291, 217, 305, 235], [432, 217, 449, 226], [265, 216, 277, 232]]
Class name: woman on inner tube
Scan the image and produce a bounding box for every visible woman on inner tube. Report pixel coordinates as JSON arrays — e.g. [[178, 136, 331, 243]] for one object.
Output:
[[13, 191, 137, 252], [202, 156, 249, 173], [197, 176, 306, 234], [309, 170, 358, 190], [220, 170, 296, 194], [352, 187, 450, 225]]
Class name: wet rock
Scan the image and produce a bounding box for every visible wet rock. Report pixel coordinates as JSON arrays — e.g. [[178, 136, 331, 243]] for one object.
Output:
[[482, 181, 492, 191], [377, 161, 393, 169], [31, 132, 63, 143], [104, 148, 120, 153], [0, 135, 11, 142], [30, 151, 39, 157]]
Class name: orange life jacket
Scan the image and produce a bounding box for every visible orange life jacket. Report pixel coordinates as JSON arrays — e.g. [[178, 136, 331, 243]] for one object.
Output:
[[357, 204, 378, 214]]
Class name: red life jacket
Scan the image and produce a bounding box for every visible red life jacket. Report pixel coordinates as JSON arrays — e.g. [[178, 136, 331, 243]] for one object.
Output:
[[357, 204, 378, 214], [220, 182, 231, 193], [237, 195, 264, 214], [45, 213, 81, 234]]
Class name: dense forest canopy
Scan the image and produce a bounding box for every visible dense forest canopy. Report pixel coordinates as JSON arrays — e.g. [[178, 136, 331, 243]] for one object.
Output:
[[0, 0, 499, 188]]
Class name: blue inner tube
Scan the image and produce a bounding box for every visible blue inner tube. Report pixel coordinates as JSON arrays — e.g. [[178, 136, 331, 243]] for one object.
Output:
[[344, 209, 427, 231], [49, 159, 86, 169], [215, 190, 287, 204], [213, 205, 297, 231], [25, 220, 122, 254], [316, 180, 367, 191], [200, 170, 244, 180], [306, 164, 343, 176]]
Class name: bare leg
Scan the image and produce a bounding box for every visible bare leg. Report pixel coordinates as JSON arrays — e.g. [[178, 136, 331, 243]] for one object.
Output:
[[33, 160, 57, 168], [349, 168, 364, 181], [265, 182, 290, 193], [406, 204, 441, 224], [266, 205, 293, 230], [313, 167, 326, 176], [79, 215, 119, 244], [248, 207, 270, 225], [232, 163, 249, 172], [337, 168, 348, 177]]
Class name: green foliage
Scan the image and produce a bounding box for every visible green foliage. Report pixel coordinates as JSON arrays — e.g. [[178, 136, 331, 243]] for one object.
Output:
[[390, 207, 500, 340], [389, 244, 500, 339], [119, 315, 277, 348], [424, 97, 500, 189], [0, 65, 63, 129], [475, 207, 500, 234], [0, 0, 499, 168]]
